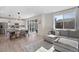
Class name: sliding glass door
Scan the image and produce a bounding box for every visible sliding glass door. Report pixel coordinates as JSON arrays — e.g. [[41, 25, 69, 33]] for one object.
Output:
[[28, 19, 38, 33]]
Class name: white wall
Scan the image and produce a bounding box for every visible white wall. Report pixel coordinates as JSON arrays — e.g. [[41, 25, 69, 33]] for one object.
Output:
[[0, 12, 54, 35], [41, 13, 53, 36], [27, 13, 53, 36], [27, 15, 43, 35], [25, 19, 28, 30], [0, 12, 54, 36], [0, 18, 9, 23]]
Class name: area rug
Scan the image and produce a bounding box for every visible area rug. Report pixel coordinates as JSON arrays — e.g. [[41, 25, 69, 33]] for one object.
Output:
[[36, 46, 54, 52]]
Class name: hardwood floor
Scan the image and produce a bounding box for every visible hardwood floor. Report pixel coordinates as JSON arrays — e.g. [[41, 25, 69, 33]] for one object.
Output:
[[0, 33, 53, 52]]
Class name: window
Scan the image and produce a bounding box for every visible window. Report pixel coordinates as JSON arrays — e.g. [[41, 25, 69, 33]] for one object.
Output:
[[54, 11, 76, 30], [63, 12, 76, 29], [55, 15, 63, 29]]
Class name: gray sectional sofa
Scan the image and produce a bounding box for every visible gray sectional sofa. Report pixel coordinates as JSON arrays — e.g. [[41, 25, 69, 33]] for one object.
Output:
[[45, 30, 79, 52], [54, 37, 78, 52], [53, 30, 79, 52]]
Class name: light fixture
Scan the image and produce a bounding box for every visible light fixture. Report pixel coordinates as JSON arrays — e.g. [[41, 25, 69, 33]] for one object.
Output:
[[17, 11, 21, 20], [18, 12, 20, 15]]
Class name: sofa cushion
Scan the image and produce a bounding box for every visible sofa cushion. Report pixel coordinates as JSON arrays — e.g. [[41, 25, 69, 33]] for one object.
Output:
[[58, 37, 78, 49], [54, 42, 78, 52], [69, 30, 79, 38], [44, 35, 58, 44], [59, 30, 68, 36]]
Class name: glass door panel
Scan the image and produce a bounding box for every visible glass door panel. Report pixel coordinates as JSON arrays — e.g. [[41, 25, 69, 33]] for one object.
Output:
[[28, 19, 38, 33]]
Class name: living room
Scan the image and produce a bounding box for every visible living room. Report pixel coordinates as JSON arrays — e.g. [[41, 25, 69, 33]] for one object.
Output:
[[0, 6, 78, 52]]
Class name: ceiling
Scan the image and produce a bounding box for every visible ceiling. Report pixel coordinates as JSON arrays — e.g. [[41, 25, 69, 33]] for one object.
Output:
[[0, 6, 74, 19]]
